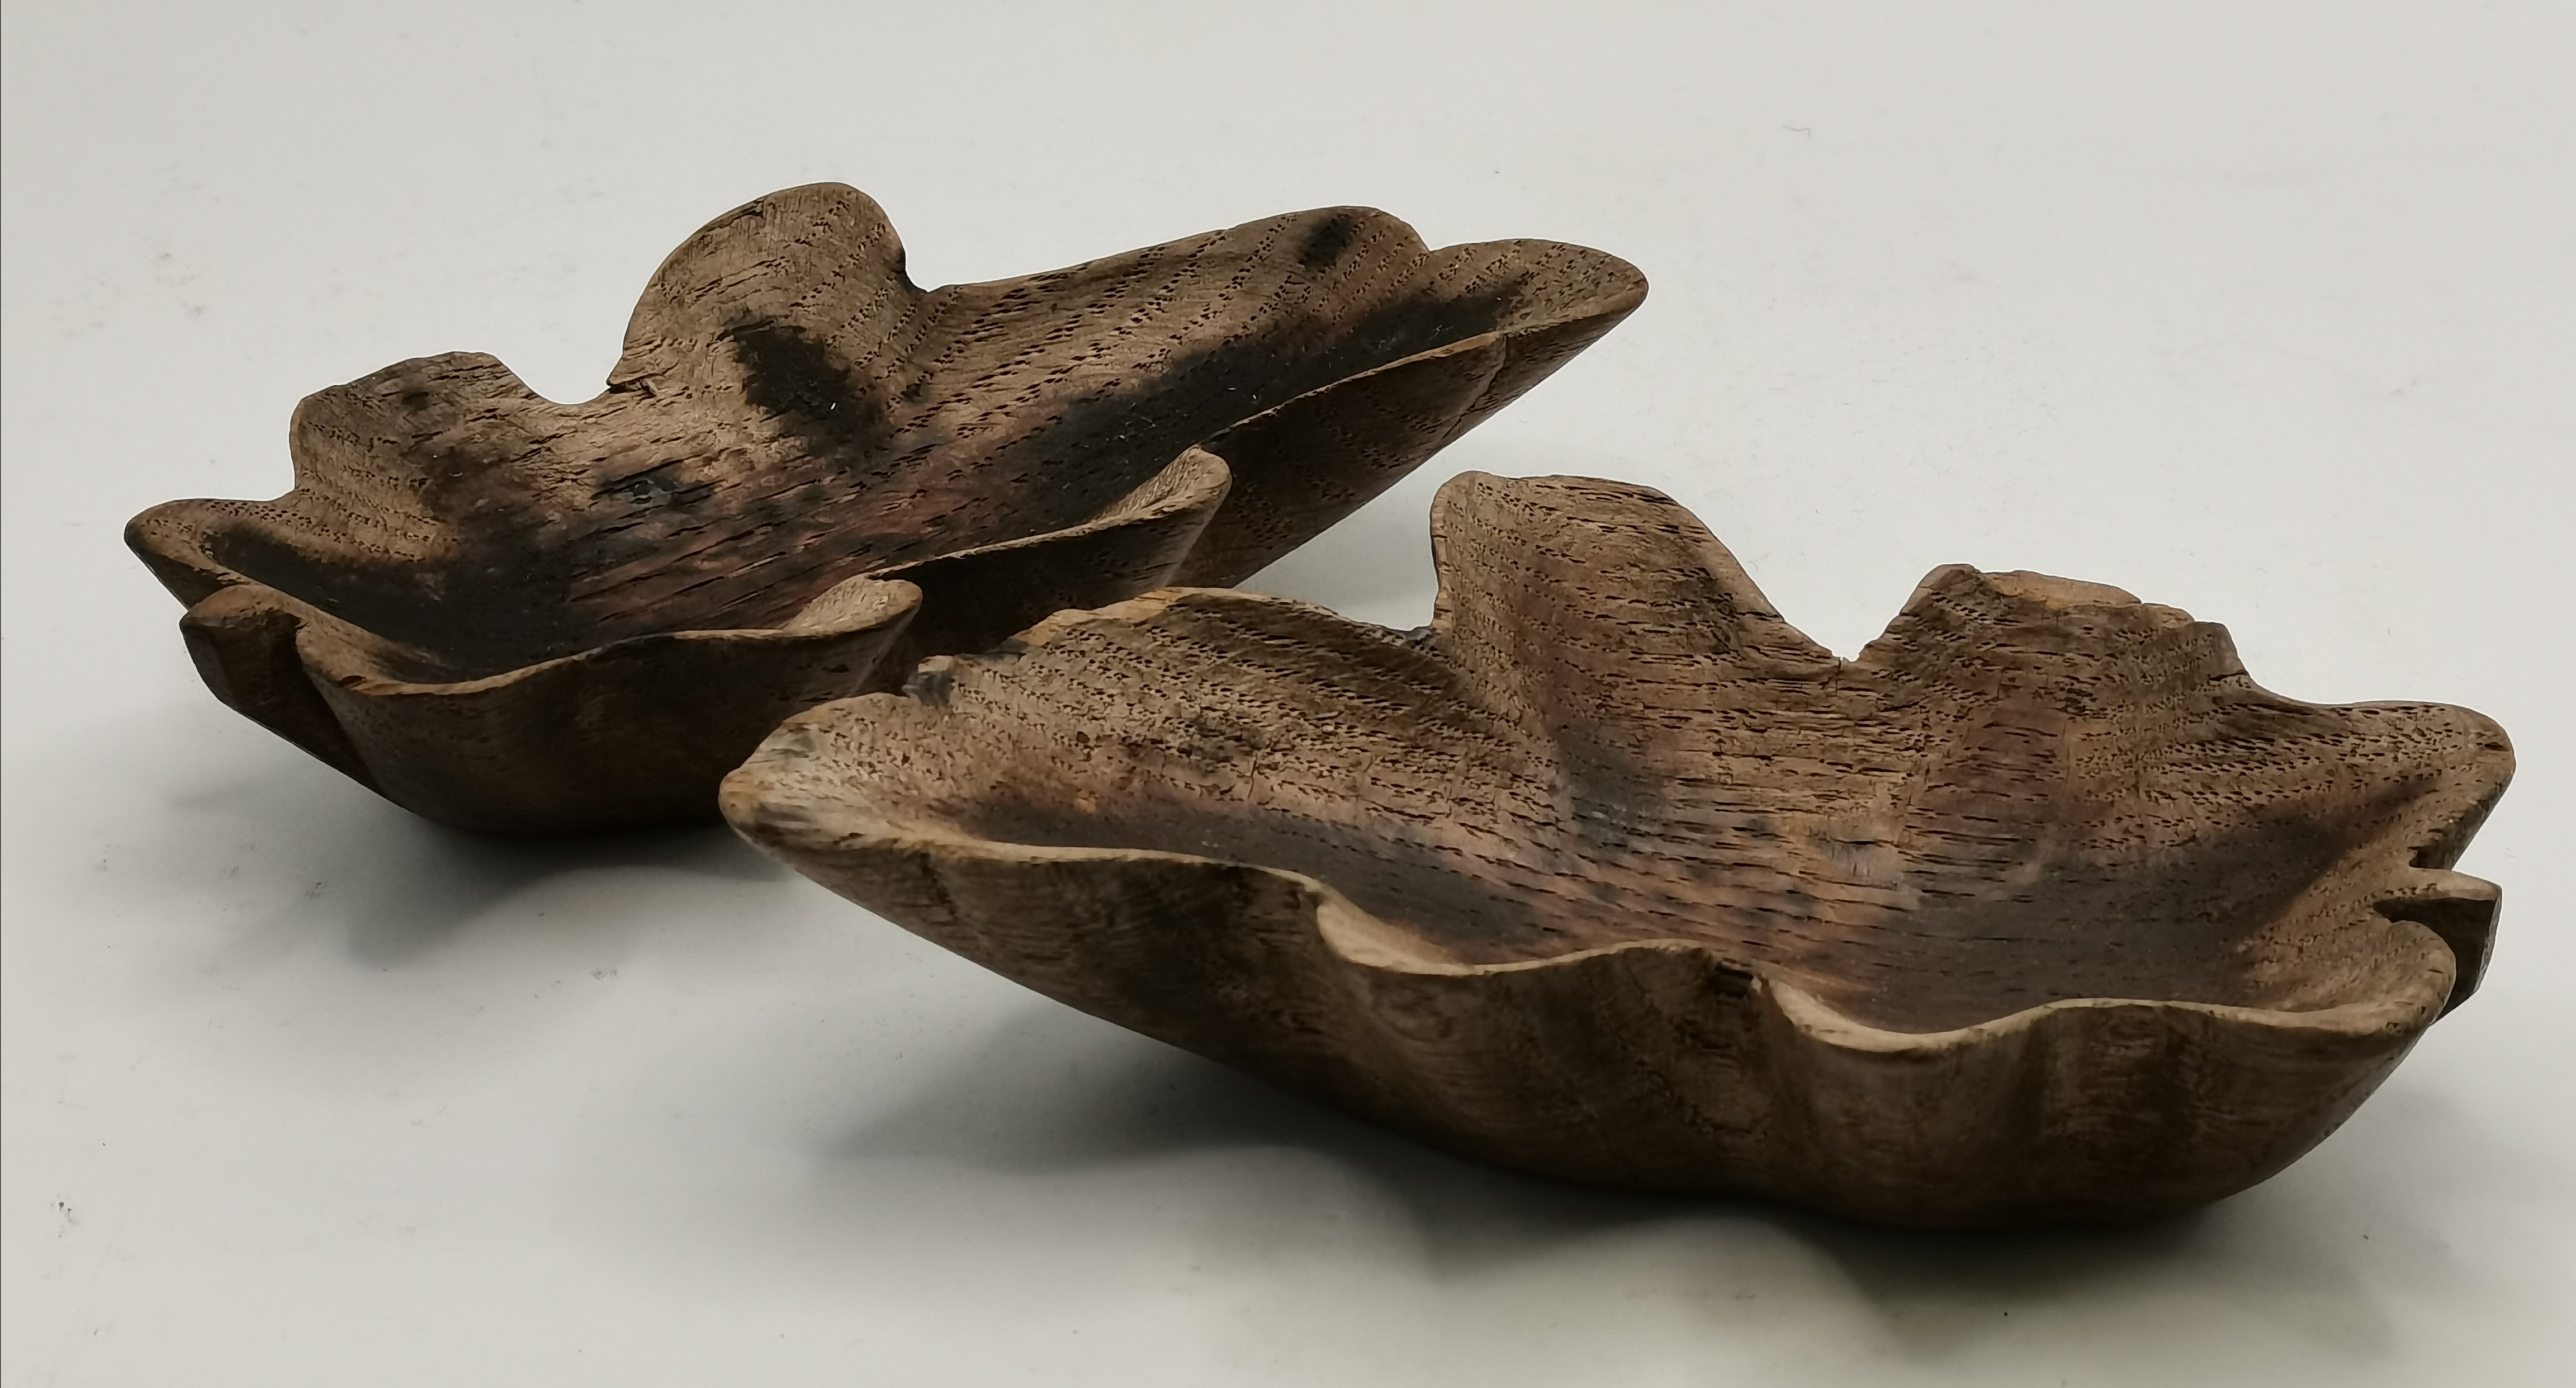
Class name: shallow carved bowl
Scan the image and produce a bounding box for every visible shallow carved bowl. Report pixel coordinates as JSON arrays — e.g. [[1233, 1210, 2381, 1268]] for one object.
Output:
[[127, 184, 1643, 833], [723, 471, 2513, 1229]]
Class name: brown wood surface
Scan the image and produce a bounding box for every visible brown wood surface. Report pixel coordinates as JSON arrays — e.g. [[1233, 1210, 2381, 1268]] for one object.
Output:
[[127, 184, 1644, 832], [724, 471, 2514, 1229]]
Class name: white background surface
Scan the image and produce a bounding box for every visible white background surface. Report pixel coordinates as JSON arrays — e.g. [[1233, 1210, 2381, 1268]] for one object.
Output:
[[5, 3, 2570, 1383]]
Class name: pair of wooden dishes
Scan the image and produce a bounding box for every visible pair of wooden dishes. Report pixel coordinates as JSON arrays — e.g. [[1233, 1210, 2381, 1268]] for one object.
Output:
[[130, 184, 2513, 1229]]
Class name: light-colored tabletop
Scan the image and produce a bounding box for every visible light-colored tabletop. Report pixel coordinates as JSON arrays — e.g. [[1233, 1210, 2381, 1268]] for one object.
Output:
[[6, 3, 2568, 1384]]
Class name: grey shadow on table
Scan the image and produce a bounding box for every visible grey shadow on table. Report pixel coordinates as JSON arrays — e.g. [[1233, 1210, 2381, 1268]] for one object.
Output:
[[101, 712, 786, 967], [834, 1000, 2495, 1363]]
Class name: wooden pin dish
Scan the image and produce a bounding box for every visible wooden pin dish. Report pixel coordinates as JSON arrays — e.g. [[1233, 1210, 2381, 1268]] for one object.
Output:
[[128, 184, 1644, 832], [723, 471, 2513, 1229]]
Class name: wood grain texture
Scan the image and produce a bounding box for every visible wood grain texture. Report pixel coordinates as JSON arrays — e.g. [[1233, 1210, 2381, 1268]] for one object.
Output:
[[127, 185, 1644, 832], [723, 471, 2514, 1228]]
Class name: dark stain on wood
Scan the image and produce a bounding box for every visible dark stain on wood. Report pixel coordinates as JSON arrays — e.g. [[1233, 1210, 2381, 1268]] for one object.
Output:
[[727, 317, 897, 471]]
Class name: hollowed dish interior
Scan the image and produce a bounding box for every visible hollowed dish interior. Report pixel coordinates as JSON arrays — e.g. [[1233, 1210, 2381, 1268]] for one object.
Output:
[[150, 187, 1639, 684], [793, 475, 2505, 1033]]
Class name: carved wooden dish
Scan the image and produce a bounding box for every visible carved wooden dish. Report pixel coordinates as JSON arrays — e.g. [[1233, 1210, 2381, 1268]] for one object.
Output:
[[724, 471, 2513, 1229], [127, 183, 1644, 833]]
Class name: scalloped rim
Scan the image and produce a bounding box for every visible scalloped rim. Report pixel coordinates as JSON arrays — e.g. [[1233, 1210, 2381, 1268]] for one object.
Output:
[[725, 705, 2464, 1052], [296, 446, 1230, 699]]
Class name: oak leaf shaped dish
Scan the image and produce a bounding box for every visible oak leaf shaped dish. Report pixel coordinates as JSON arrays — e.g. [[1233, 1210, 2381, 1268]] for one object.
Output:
[[723, 472, 2512, 1228], [127, 183, 1643, 832]]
